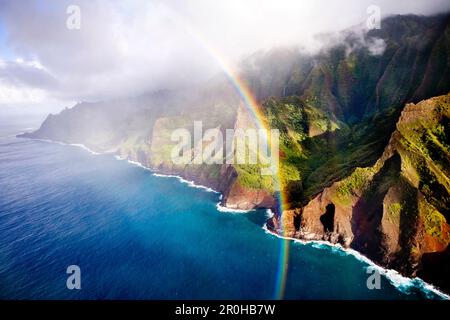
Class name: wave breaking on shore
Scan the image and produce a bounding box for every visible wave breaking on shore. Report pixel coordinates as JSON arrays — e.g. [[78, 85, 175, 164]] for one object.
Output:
[[32, 138, 101, 155], [25, 136, 449, 300], [262, 223, 450, 300], [215, 202, 253, 213]]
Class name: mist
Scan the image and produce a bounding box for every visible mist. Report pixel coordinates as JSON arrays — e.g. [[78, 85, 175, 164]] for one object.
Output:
[[0, 0, 449, 113]]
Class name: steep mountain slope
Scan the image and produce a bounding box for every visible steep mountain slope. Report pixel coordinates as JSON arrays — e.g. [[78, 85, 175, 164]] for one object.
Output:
[[245, 14, 450, 122], [19, 13, 450, 292], [269, 93, 450, 292], [23, 14, 450, 214], [262, 95, 402, 209]]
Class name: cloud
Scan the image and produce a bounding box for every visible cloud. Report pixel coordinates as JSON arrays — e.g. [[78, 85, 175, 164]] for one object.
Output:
[[0, 0, 218, 106], [0, 58, 57, 89], [367, 38, 387, 56], [0, 58, 61, 110], [0, 0, 449, 112]]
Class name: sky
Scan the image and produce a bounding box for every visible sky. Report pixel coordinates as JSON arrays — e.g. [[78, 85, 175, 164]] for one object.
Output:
[[0, 0, 449, 114]]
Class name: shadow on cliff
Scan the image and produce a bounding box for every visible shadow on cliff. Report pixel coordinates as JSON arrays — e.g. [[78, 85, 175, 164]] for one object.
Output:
[[350, 153, 402, 263], [320, 204, 335, 233], [418, 245, 450, 294], [297, 107, 400, 208], [389, 176, 420, 275]]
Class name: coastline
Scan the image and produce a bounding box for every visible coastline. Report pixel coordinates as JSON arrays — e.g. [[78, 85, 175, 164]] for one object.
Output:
[[26, 137, 252, 213], [262, 223, 450, 300], [22, 136, 450, 300], [30, 138, 102, 155]]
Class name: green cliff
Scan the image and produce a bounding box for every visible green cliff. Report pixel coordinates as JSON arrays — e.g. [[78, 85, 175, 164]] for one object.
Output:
[[20, 13, 450, 293]]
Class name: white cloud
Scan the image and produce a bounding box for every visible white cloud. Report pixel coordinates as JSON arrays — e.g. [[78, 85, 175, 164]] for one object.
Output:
[[0, 0, 449, 112], [0, 83, 47, 104], [367, 38, 387, 56]]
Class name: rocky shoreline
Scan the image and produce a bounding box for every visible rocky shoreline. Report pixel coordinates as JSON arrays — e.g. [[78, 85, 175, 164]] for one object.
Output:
[[18, 133, 450, 298], [266, 95, 450, 295]]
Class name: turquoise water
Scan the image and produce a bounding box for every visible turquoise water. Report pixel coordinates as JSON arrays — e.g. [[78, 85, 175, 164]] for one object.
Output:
[[0, 116, 446, 299]]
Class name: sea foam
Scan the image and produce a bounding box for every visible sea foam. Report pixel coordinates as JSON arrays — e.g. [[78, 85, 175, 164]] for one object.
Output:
[[262, 224, 449, 300], [28, 136, 449, 299], [152, 173, 219, 193], [32, 138, 100, 155], [215, 202, 254, 213]]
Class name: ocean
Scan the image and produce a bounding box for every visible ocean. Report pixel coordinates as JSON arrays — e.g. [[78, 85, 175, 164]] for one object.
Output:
[[0, 115, 447, 300]]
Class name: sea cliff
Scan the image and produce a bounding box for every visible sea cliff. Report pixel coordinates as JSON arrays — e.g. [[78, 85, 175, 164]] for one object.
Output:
[[268, 94, 450, 292], [18, 13, 450, 295]]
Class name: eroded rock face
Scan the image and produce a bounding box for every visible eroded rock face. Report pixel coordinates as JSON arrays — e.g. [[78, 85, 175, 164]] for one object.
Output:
[[271, 94, 450, 292], [23, 99, 278, 213], [299, 189, 354, 246], [222, 181, 276, 210], [267, 208, 301, 238]]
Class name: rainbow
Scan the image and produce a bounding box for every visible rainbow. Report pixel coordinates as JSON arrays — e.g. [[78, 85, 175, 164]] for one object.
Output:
[[171, 16, 292, 300]]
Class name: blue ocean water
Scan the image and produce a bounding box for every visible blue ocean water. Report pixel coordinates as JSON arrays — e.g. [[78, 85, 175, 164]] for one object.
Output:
[[0, 115, 447, 300]]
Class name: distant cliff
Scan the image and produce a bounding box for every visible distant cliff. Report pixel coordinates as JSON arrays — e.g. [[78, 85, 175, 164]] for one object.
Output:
[[19, 85, 278, 211]]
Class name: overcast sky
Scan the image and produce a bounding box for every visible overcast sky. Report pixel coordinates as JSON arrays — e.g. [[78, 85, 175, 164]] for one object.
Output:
[[0, 0, 449, 114]]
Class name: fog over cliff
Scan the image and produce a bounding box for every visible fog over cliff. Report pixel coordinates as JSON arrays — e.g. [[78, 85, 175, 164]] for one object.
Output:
[[0, 0, 449, 113]]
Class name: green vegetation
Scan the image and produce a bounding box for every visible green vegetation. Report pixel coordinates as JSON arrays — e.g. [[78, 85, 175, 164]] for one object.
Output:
[[235, 164, 275, 191], [259, 94, 401, 207], [421, 198, 448, 242], [25, 14, 450, 292], [29, 15, 450, 230], [333, 167, 375, 206], [386, 202, 403, 222]]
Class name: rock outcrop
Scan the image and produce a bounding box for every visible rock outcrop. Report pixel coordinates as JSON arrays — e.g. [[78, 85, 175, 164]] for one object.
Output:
[[19, 95, 278, 211], [269, 93, 450, 292]]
